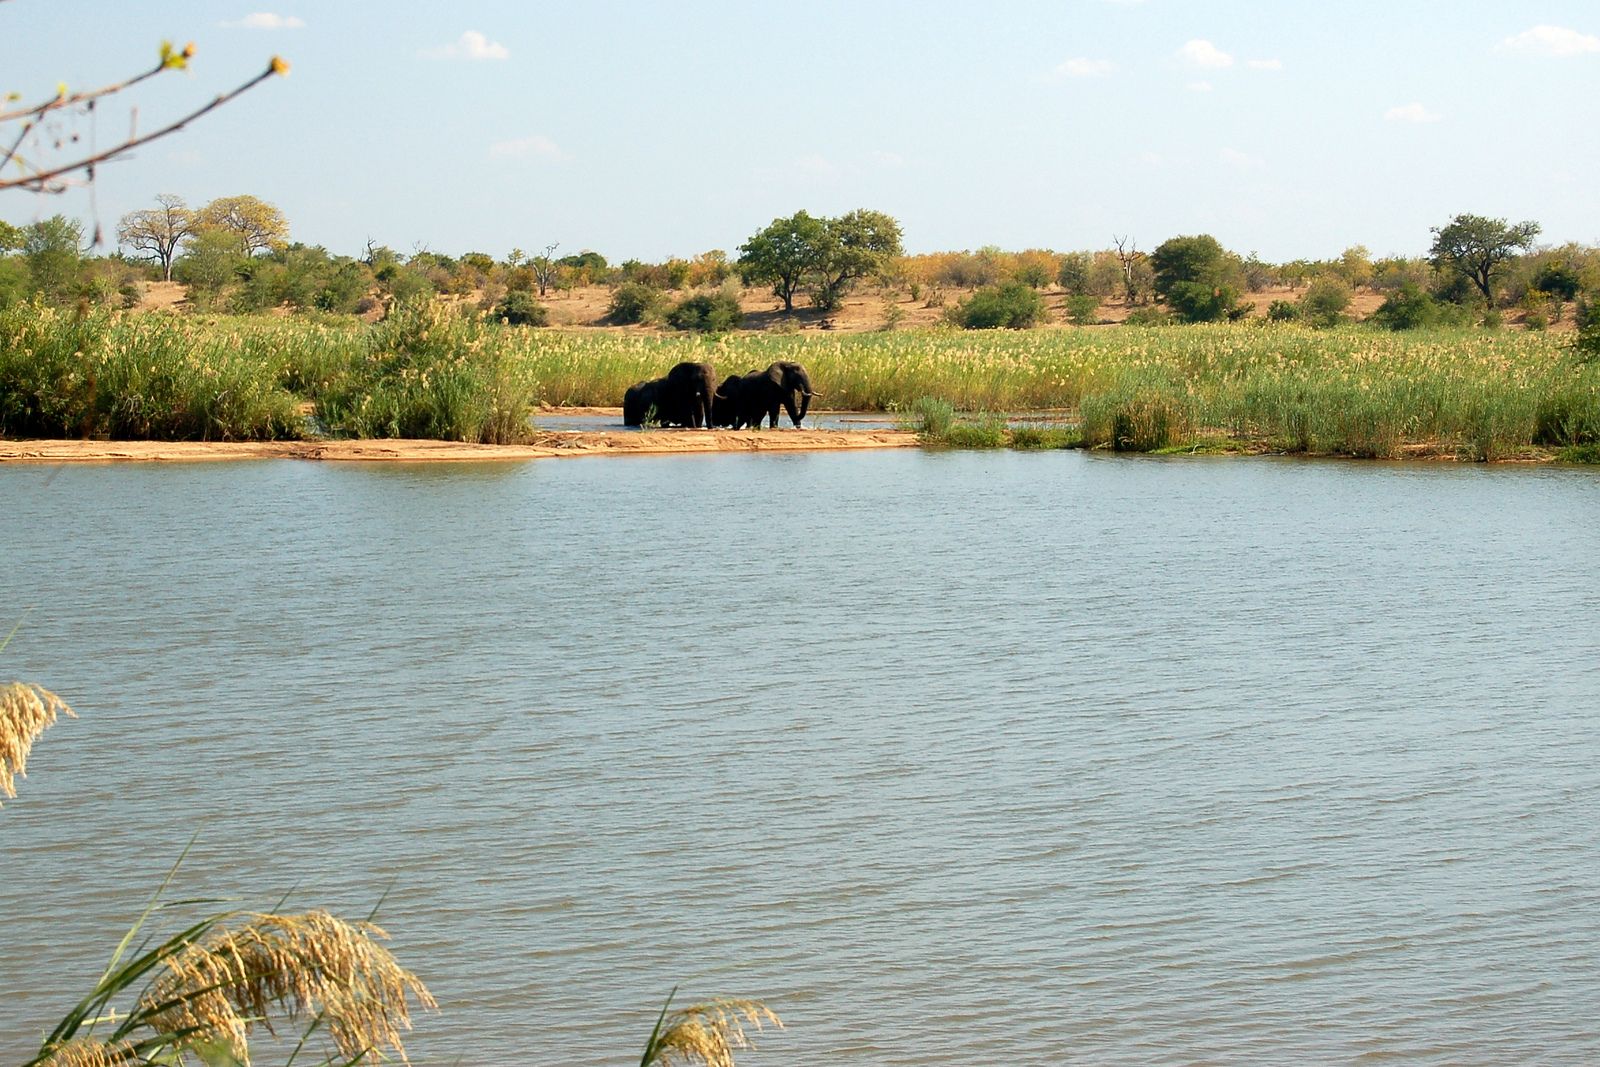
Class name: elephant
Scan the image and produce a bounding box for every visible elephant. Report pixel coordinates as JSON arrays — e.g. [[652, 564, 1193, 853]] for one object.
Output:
[[622, 361, 717, 428], [710, 374, 746, 428], [713, 361, 817, 429]]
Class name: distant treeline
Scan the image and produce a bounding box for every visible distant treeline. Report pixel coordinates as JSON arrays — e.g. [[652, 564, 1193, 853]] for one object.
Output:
[[2, 197, 1598, 338]]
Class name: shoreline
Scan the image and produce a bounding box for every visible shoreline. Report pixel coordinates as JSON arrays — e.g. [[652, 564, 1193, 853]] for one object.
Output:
[[0, 427, 920, 464]]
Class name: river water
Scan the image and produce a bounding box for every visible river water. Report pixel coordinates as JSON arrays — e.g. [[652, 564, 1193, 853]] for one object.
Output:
[[3, 450, 1599, 1064]]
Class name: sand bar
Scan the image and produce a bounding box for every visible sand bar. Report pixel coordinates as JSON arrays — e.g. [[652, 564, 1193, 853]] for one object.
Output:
[[0, 428, 918, 465]]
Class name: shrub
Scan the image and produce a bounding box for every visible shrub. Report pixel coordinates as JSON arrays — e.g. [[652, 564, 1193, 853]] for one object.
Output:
[[493, 290, 549, 326], [1577, 296, 1600, 360], [952, 282, 1047, 329], [1267, 300, 1300, 322], [666, 290, 742, 333], [1065, 293, 1099, 326], [1080, 384, 1190, 451], [906, 396, 954, 437], [1299, 278, 1353, 328], [608, 282, 666, 325], [1370, 283, 1444, 330], [1123, 307, 1173, 327]]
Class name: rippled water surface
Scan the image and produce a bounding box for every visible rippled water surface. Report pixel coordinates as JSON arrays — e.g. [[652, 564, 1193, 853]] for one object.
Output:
[[3, 451, 1599, 1064]]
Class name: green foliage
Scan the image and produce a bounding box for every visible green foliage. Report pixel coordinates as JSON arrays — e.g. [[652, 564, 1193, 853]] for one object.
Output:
[[175, 228, 246, 303], [1369, 283, 1460, 330], [0, 303, 302, 439], [1150, 234, 1244, 323], [738, 208, 902, 312], [195, 193, 290, 257], [1429, 213, 1541, 304], [1065, 293, 1099, 326], [320, 301, 537, 442], [608, 282, 668, 325], [494, 290, 550, 326], [1080, 379, 1190, 452], [1577, 296, 1600, 360], [1535, 262, 1582, 302], [0, 258, 29, 309], [738, 210, 827, 311], [22, 215, 85, 301], [666, 290, 742, 333], [952, 282, 1047, 329], [0, 219, 22, 251], [1057, 252, 1093, 295], [1299, 277, 1353, 328], [1267, 300, 1300, 322], [906, 395, 955, 437], [1124, 307, 1174, 327]]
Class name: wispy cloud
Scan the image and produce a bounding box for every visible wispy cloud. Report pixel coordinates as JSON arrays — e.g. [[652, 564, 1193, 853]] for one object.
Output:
[[1177, 39, 1234, 69], [1246, 58, 1283, 71], [422, 30, 509, 61], [1502, 24, 1600, 57], [1052, 57, 1116, 79], [220, 12, 304, 29], [1385, 102, 1442, 123], [1186, 80, 1214, 93], [1220, 147, 1263, 169], [489, 135, 568, 161], [869, 150, 906, 168]]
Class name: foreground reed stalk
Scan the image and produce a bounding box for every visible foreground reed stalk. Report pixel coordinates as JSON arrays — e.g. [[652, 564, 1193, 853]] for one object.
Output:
[[0, 680, 73, 803], [640, 989, 783, 1067]]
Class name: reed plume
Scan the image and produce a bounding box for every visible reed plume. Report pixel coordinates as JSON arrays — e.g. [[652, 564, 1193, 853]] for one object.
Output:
[[139, 909, 437, 1065], [1, 681, 74, 803], [640, 992, 783, 1067], [33, 1038, 135, 1067]]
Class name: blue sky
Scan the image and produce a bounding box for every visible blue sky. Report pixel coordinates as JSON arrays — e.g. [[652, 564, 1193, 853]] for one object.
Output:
[[4, 1, 1598, 263]]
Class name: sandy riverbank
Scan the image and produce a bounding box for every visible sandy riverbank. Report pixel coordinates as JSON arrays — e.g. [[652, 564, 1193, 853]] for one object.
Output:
[[0, 427, 918, 464]]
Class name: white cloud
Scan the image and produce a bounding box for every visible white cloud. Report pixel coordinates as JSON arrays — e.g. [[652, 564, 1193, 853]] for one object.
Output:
[[793, 153, 840, 179], [869, 150, 906, 168], [1246, 58, 1283, 71], [1177, 39, 1234, 69], [1186, 80, 1214, 93], [489, 135, 568, 161], [1502, 24, 1600, 57], [1053, 57, 1116, 79], [1220, 147, 1263, 169], [220, 12, 304, 29], [1384, 102, 1442, 123], [422, 30, 509, 61]]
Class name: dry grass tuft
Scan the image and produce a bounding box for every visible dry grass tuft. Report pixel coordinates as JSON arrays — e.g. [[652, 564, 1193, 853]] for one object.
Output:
[[34, 1038, 135, 1067], [643, 997, 783, 1067], [140, 909, 437, 1065], [1, 681, 74, 802]]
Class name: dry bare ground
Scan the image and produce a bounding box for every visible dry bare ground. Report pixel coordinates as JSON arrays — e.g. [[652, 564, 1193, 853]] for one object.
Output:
[[0, 426, 919, 464]]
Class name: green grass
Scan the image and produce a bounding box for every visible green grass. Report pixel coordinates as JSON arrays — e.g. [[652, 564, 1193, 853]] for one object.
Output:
[[3, 304, 1597, 460]]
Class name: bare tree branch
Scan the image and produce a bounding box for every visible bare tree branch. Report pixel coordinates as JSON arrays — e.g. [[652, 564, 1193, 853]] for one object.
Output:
[[0, 58, 287, 194]]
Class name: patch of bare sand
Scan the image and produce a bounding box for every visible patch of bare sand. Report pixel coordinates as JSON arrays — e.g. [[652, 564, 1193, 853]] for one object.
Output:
[[0, 428, 918, 465]]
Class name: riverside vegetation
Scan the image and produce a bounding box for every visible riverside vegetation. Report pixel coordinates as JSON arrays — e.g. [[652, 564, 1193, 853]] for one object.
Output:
[[2, 300, 1598, 462]]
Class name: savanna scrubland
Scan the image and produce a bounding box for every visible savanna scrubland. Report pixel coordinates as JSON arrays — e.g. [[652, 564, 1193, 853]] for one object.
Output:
[[3, 200, 1599, 462]]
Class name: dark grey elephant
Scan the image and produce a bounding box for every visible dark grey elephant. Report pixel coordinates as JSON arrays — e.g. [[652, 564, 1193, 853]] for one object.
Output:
[[713, 361, 817, 428], [622, 361, 717, 427]]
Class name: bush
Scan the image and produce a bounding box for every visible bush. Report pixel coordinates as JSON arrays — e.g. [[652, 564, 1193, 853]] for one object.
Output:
[[607, 282, 666, 325], [1267, 300, 1300, 322], [493, 290, 549, 326], [1123, 307, 1174, 327], [952, 282, 1047, 329], [1370, 283, 1446, 330], [1299, 278, 1353, 328], [1577, 296, 1600, 360], [1080, 384, 1190, 451], [666, 290, 742, 333], [1065, 293, 1099, 326]]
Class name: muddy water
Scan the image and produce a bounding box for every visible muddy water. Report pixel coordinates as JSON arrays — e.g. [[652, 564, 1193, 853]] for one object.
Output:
[[3, 452, 1599, 1064]]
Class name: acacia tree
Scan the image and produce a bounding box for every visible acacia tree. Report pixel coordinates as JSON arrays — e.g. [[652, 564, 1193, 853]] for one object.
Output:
[[739, 211, 826, 312], [1429, 214, 1541, 305], [1150, 233, 1245, 323], [117, 194, 194, 280], [812, 209, 903, 310], [738, 209, 902, 312], [195, 194, 288, 257]]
